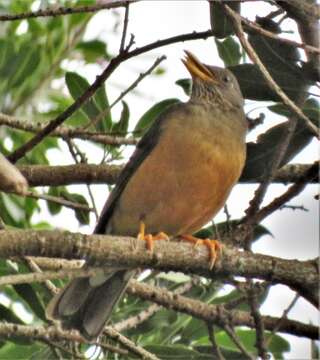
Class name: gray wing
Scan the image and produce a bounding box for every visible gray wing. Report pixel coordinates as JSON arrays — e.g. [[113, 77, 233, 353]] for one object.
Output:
[[94, 101, 182, 234]]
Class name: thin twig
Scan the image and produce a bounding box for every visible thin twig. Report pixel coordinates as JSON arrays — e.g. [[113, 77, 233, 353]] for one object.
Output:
[[111, 55, 166, 109], [265, 293, 300, 347], [253, 162, 318, 223], [223, 2, 315, 238], [26, 191, 93, 213], [0, 0, 138, 21], [83, 55, 166, 130], [96, 341, 129, 357], [104, 327, 160, 360], [0, 322, 156, 359], [223, 324, 255, 360], [0, 267, 103, 286], [114, 278, 196, 332], [64, 138, 99, 220], [247, 284, 269, 359], [223, 3, 318, 137], [119, 2, 130, 53], [0, 113, 137, 146], [7, 29, 213, 163], [240, 12, 320, 54], [24, 257, 57, 295], [207, 323, 226, 360], [42, 338, 84, 359]]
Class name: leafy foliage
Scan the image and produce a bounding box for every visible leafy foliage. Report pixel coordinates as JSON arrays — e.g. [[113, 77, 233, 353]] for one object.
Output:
[[0, 0, 317, 358]]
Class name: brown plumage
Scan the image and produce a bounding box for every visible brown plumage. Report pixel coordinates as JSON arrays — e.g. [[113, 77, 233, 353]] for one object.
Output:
[[46, 51, 247, 340]]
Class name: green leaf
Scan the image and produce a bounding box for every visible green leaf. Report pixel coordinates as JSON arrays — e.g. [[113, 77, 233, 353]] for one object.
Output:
[[229, 63, 309, 102], [195, 345, 248, 359], [175, 78, 191, 96], [145, 344, 212, 359], [0, 343, 46, 360], [65, 71, 99, 118], [267, 332, 290, 358], [76, 40, 109, 63], [248, 17, 300, 72], [60, 190, 90, 225], [0, 39, 14, 75], [94, 85, 112, 132], [216, 37, 241, 67], [8, 44, 41, 89], [180, 317, 208, 345], [210, 1, 241, 38], [212, 286, 270, 312], [269, 98, 319, 126], [241, 118, 314, 182], [65, 72, 112, 131], [13, 283, 46, 322], [47, 187, 63, 215], [112, 100, 130, 136], [134, 98, 180, 136], [0, 304, 25, 325], [215, 329, 289, 357]]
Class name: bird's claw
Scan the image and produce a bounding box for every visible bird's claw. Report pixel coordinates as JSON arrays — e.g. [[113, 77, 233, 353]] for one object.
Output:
[[181, 234, 223, 270], [137, 221, 169, 252]]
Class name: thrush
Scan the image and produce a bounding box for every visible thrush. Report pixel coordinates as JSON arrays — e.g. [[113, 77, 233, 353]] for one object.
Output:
[[46, 50, 248, 340]]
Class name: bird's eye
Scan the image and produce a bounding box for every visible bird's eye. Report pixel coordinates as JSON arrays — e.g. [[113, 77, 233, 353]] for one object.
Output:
[[223, 75, 231, 83]]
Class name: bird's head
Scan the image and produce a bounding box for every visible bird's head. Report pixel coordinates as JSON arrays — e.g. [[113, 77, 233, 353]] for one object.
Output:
[[182, 50, 244, 109]]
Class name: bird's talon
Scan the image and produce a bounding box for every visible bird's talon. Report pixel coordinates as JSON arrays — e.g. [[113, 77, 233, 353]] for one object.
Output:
[[137, 221, 169, 252], [181, 234, 222, 269], [154, 232, 170, 241]]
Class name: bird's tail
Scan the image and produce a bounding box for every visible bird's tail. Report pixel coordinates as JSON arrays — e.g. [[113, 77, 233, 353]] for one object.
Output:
[[46, 269, 135, 340]]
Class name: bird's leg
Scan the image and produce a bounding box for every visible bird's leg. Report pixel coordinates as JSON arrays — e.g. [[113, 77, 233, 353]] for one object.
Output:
[[137, 221, 169, 252], [180, 234, 223, 270]]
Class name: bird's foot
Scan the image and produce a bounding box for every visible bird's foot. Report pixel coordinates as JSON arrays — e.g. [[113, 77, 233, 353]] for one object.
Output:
[[137, 221, 169, 252], [180, 234, 223, 270]]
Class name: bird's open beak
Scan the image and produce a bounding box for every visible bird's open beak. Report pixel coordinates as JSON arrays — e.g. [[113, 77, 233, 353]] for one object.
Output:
[[182, 50, 218, 83]]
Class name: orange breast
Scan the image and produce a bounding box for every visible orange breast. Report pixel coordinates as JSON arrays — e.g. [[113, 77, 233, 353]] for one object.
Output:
[[110, 112, 246, 237]]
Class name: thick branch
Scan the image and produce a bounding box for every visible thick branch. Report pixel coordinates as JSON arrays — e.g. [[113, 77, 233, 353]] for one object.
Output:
[[0, 153, 28, 194], [0, 323, 159, 360], [128, 281, 318, 340], [0, 229, 318, 306], [18, 163, 121, 187], [17, 163, 318, 187]]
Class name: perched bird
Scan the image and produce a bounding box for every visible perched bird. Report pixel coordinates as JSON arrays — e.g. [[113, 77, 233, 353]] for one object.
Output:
[[46, 51, 247, 340]]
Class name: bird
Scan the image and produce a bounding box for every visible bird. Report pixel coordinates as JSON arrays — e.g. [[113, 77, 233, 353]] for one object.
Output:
[[46, 50, 248, 340]]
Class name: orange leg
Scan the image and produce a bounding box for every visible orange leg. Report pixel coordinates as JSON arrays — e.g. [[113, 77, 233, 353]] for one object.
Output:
[[181, 234, 223, 270], [137, 221, 169, 251]]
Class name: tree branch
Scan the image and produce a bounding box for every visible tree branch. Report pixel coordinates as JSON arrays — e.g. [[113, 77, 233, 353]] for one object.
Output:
[[0, 323, 159, 360], [0, 229, 318, 307], [223, 3, 319, 138], [0, 112, 137, 146], [16, 163, 318, 188], [0, 153, 28, 194], [127, 281, 317, 340], [0, 0, 139, 21], [7, 29, 213, 163]]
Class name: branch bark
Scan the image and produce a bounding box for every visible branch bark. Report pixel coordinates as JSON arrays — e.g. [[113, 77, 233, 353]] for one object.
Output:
[[127, 280, 318, 340], [17, 163, 318, 187], [0, 112, 137, 146], [0, 229, 318, 307], [0, 153, 28, 194], [0, 323, 159, 360]]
